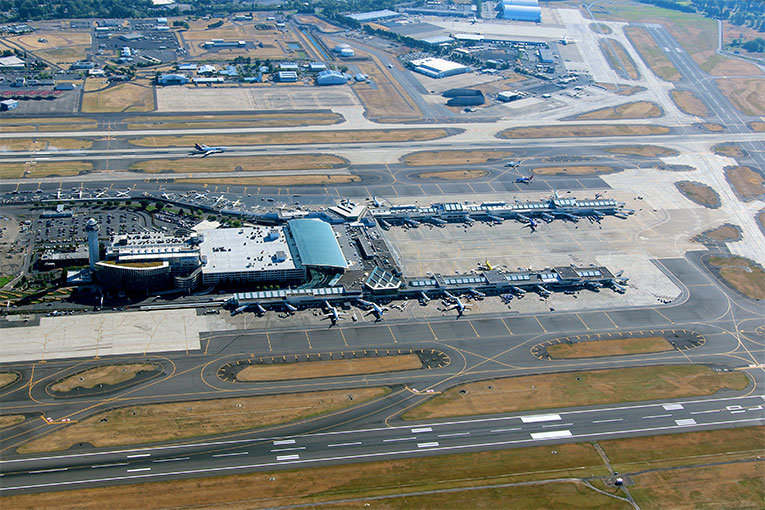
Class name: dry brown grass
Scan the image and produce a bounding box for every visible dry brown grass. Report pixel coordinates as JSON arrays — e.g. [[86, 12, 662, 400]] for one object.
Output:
[[236, 355, 422, 382], [3, 442, 609, 510], [419, 169, 490, 180], [590, 23, 612, 34], [50, 363, 160, 392], [0, 161, 93, 179], [616, 85, 647, 96], [0, 415, 26, 430], [125, 113, 341, 130], [82, 82, 155, 113], [670, 90, 710, 117], [715, 78, 765, 116], [18, 387, 390, 453], [625, 26, 682, 82], [11, 31, 91, 64], [0, 118, 96, 132], [532, 166, 615, 176], [0, 372, 19, 389], [575, 101, 661, 120], [498, 124, 669, 139], [709, 255, 765, 299], [725, 166, 765, 201], [675, 181, 721, 208], [403, 150, 514, 167], [180, 20, 301, 59], [130, 154, 347, 174], [176, 175, 360, 186], [703, 224, 742, 242], [749, 121, 765, 132], [605, 145, 678, 157], [547, 337, 672, 359], [712, 144, 747, 158], [631, 461, 764, 510], [0, 138, 92, 151], [403, 365, 747, 420], [599, 39, 640, 79], [132, 129, 449, 148], [701, 122, 725, 132]]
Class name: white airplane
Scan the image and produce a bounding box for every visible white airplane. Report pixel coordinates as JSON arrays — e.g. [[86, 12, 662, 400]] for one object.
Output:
[[94, 190, 109, 198], [419, 292, 431, 304], [231, 198, 242, 208], [357, 299, 388, 321], [193, 191, 208, 200], [443, 291, 471, 317], [283, 302, 298, 314], [322, 301, 346, 326], [192, 143, 227, 157], [213, 195, 226, 206], [161, 192, 171, 200], [115, 190, 130, 198]]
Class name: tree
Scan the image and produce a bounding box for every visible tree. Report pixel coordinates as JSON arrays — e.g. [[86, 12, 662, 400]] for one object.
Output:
[[139, 199, 149, 209]]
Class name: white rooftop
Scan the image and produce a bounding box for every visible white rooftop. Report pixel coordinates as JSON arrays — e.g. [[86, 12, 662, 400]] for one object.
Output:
[[409, 57, 468, 73], [198, 226, 299, 275]]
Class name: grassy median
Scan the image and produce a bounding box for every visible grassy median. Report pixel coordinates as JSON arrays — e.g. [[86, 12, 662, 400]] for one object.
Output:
[[236, 355, 422, 382], [547, 337, 673, 359], [49, 363, 160, 393]]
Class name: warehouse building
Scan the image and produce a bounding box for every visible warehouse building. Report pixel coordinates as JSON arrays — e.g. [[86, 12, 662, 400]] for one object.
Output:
[[158, 73, 189, 85], [276, 71, 298, 82], [502, 0, 542, 22], [410, 57, 470, 78], [316, 69, 347, 85], [538, 47, 554, 63]]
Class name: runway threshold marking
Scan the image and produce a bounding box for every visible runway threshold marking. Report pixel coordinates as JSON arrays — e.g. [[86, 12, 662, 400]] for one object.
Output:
[[521, 414, 561, 423], [273, 439, 296, 446], [530, 430, 572, 440], [417, 442, 439, 448], [276, 454, 300, 461]]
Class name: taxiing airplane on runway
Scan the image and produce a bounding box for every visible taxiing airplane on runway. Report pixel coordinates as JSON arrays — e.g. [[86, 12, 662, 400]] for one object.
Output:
[[192, 143, 228, 157], [515, 174, 534, 184]]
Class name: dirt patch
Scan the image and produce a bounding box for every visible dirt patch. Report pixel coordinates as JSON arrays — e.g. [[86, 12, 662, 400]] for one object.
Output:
[[402, 365, 747, 420], [725, 166, 765, 201], [605, 145, 679, 157], [615, 85, 647, 95], [50, 363, 161, 393], [624, 26, 682, 82], [675, 181, 721, 208], [81, 82, 155, 113], [631, 461, 764, 510], [0, 161, 93, 179], [176, 175, 360, 186], [532, 166, 616, 176], [18, 387, 390, 453], [574, 101, 662, 120], [670, 89, 709, 117], [715, 78, 765, 116], [130, 154, 347, 174], [0, 372, 20, 389], [699, 122, 725, 132], [547, 337, 672, 358], [419, 169, 490, 180], [695, 224, 743, 243], [589, 23, 612, 34], [599, 39, 640, 80], [0, 138, 92, 151], [708, 255, 765, 300], [0, 415, 25, 430], [498, 124, 669, 138], [132, 129, 451, 147], [403, 149, 514, 167], [749, 121, 765, 132], [236, 355, 422, 382], [712, 144, 747, 158]]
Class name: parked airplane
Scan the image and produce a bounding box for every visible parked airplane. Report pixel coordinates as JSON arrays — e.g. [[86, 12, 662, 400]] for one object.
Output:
[[515, 175, 534, 184], [467, 288, 485, 299], [192, 143, 227, 157], [115, 190, 130, 198], [357, 299, 388, 321], [523, 217, 539, 233], [419, 292, 431, 304], [322, 301, 346, 325], [231, 302, 266, 316], [443, 291, 471, 317]]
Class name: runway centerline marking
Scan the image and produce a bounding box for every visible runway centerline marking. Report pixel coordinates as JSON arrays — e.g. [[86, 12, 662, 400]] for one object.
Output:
[[438, 432, 470, 438], [153, 457, 189, 463], [327, 442, 361, 448], [411, 427, 432, 433], [213, 451, 249, 457], [642, 414, 672, 419], [384, 437, 417, 443], [593, 419, 623, 424], [126, 454, 151, 459], [270, 447, 305, 452]]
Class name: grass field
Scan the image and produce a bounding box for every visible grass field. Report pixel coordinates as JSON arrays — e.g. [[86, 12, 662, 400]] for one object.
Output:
[[402, 365, 747, 421], [498, 124, 669, 138], [132, 129, 450, 148], [715, 78, 765, 116], [81, 82, 155, 113], [124, 112, 342, 130], [176, 175, 360, 186], [701, 122, 725, 132], [18, 387, 390, 453], [709, 255, 765, 299], [6, 426, 761, 510], [0, 138, 92, 152], [236, 355, 422, 382], [725, 166, 765, 201], [532, 166, 616, 176], [703, 224, 742, 242], [624, 26, 682, 82], [750, 121, 765, 132], [0, 161, 93, 179], [675, 181, 721, 208], [130, 154, 347, 174], [0, 117, 96, 133], [599, 39, 640, 80], [180, 19, 303, 59], [712, 144, 747, 158], [670, 89, 710, 117], [419, 169, 490, 180], [0, 415, 25, 430], [546, 337, 672, 358], [11, 30, 91, 64], [589, 23, 612, 34], [0, 372, 19, 389], [402, 149, 514, 167], [574, 101, 661, 120], [604, 145, 678, 157], [50, 363, 160, 393]]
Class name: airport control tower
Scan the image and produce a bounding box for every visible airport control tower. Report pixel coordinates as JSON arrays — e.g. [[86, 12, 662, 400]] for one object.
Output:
[[86, 218, 99, 270]]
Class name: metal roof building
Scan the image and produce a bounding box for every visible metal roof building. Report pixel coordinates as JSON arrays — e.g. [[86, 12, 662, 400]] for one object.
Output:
[[287, 219, 347, 269], [502, 0, 541, 22]]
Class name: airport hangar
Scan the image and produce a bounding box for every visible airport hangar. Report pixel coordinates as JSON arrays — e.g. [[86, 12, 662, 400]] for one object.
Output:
[[94, 219, 349, 293]]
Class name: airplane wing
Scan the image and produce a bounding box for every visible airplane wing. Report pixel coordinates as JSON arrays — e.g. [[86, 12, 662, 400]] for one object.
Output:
[[202, 150, 214, 158]]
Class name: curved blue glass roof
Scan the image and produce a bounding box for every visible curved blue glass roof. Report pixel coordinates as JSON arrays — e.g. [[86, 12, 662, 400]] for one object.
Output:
[[287, 219, 347, 269]]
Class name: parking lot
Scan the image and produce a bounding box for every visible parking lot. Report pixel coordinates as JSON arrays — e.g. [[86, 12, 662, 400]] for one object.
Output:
[[33, 208, 149, 247]]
